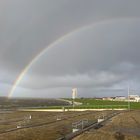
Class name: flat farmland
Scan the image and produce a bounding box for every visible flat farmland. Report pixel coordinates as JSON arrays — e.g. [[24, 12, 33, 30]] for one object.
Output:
[[73, 110, 140, 140], [0, 110, 117, 140]]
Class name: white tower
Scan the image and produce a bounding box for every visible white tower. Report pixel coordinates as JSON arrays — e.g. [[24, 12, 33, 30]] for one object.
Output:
[[72, 88, 77, 99]]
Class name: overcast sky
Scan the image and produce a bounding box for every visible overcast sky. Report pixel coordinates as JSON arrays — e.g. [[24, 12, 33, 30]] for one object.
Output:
[[0, 0, 140, 98]]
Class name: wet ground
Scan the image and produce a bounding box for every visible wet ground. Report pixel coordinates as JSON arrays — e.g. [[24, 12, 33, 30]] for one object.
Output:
[[73, 110, 140, 140]]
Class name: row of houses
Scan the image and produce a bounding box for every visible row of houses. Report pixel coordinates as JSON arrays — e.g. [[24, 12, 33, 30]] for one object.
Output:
[[102, 95, 140, 102]]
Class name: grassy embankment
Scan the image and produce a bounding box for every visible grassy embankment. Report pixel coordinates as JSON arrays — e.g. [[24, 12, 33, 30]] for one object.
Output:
[[39, 98, 140, 110], [67, 98, 140, 109]]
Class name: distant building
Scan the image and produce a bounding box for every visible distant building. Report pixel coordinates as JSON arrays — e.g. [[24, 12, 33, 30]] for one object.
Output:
[[102, 97, 114, 101], [101, 95, 140, 102], [129, 95, 140, 102], [115, 96, 126, 101]]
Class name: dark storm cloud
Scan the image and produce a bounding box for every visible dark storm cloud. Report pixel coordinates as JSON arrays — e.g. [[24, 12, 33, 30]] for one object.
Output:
[[20, 19, 140, 91], [0, 0, 140, 97]]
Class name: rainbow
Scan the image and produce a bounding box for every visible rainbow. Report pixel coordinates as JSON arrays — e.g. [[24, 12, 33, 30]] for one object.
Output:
[[8, 18, 139, 98]]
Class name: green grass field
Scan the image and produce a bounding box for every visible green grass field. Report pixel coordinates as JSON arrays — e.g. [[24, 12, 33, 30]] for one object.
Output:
[[17, 98, 140, 110], [63, 98, 140, 110]]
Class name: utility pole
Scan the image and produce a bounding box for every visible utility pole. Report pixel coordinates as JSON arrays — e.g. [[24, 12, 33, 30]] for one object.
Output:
[[128, 86, 130, 111]]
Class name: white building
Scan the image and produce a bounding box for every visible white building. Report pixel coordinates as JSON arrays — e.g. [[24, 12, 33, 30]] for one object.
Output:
[[129, 95, 140, 102], [115, 96, 126, 101]]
